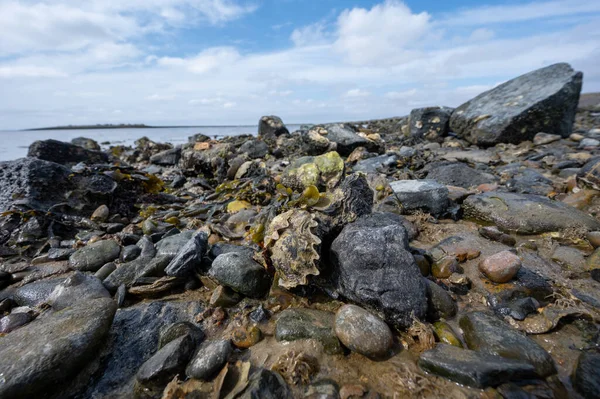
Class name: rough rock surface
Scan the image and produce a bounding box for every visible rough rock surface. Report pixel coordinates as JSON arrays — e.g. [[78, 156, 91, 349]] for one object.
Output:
[[28, 139, 109, 164], [390, 179, 449, 216], [409, 106, 453, 141], [450, 63, 583, 146]]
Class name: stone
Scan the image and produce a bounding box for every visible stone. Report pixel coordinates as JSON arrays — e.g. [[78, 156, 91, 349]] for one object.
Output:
[[572, 351, 600, 399], [587, 231, 600, 248], [239, 140, 269, 159], [330, 213, 427, 329], [579, 138, 600, 148], [235, 369, 292, 399], [578, 157, 600, 190], [165, 231, 208, 277], [425, 279, 457, 320], [533, 132, 562, 145], [0, 298, 117, 399], [431, 256, 459, 279], [158, 321, 205, 349], [0, 312, 32, 333], [418, 344, 538, 389], [185, 339, 232, 381], [353, 154, 398, 174], [390, 179, 449, 216], [478, 226, 516, 247], [258, 115, 289, 140], [232, 324, 262, 349], [551, 246, 586, 273], [121, 245, 142, 262], [505, 168, 554, 196], [28, 139, 109, 164], [425, 162, 497, 189], [46, 271, 110, 310], [408, 106, 453, 141], [209, 285, 242, 307], [281, 151, 345, 191], [479, 251, 522, 283], [432, 322, 462, 347], [463, 192, 600, 234], [150, 147, 181, 166], [450, 63, 582, 146], [91, 204, 110, 222], [334, 304, 393, 359], [209, 252, 272, 298], [136, 334, 196, 387], [275, 308, 343, 355], [71, 137, 101, 150], [47, 247, 76, 261], [314, 124, 381, 156], [69, 240, 121, 272], [10, 277, 65, 306], [155, 231, 195, 258], [459, 312, 556, 377]]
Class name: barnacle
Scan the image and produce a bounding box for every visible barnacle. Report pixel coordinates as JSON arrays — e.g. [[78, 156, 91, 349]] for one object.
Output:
[[264, 209, 321, 289], [271, 350, 319, 386]]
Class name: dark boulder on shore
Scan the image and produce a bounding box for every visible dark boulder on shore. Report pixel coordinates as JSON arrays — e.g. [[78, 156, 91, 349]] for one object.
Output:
[[450, 63, 582, 146], [28, 139, 109, 164], [408, 106, 453, 141]]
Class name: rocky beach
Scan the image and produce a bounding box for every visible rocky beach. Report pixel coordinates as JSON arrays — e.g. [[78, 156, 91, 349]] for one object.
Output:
[[1, 62, 600, 398]]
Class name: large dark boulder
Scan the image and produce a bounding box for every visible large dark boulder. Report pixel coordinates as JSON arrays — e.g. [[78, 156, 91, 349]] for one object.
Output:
[[450, 63, 582, 146], [149, 147, 181, 166], [329, 212, 427, 328], [409, 106, 453, 141], [315, 124, 381, 156], [28, 139, 108, 164]]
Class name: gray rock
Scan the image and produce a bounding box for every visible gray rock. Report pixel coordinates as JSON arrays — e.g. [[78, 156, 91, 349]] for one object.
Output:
[[505, 168, 553, 195], [353, 154, 398, 173], [418, 344, 538, 389], [11, 277, 66, 306], [330, 213, 427, 329], [209, 252, 272, 298], [69, 240, 121, 272], [0, 312, 32, 333], [47, 247, 76, 261], [80, 300, 202, 398], [239, 140, 269, 159], [121, 245, 142, 262], [258, 115, 289, 139], [275, 308, 342, 355], [533, 132, 561, 145], [158, 321, 205, 349], [186, 339, 232, 381], [425, 162, 497, 189], [235, 369, 292, 399], [28, 139, 109, 164], [572, 351, 600, 399], [390, 179, 449, 216], [317, 124, 380, 156], [459, 312, 556, 377], [155, 231, 194, 258], [0, 298, 116, 399], [150, 147, 181, 166], [580, 138, 600, 148], [71, 137, 101, 151], [463, 192, 600, 234], [334, 304, 393, 359], [165, 231, 208, 277], [46, 271, 110, 310], [425, 279, 457, 320], [409, 106, 453, 141], [103, 255, 169, 292], [450, 63, 582, 146], [136, 334, 195, 386]]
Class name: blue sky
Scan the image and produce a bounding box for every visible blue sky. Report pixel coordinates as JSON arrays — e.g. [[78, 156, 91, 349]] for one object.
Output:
[[1, 0, 599, 129]]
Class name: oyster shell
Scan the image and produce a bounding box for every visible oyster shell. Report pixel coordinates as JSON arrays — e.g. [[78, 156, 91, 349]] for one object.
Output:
[[265, 209, 322, 289]]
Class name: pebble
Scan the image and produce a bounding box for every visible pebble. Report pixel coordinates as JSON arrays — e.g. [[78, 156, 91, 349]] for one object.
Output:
[[587, 231, 600, 248], [479, 251, 521, 283], [91, 205, 110, 222], [390, 179, 449, 216], [334, 304, 393, 359], [533, 132, 562, 145], [432, 256, 459, 278], [208, 252, 272, 298], [185, 339, 232, 381], [69, 240, 121, 272], [0, 312, 33, 333]]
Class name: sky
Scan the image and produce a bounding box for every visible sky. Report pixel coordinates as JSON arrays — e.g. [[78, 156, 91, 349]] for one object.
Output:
[[1, 0, 599, 129]]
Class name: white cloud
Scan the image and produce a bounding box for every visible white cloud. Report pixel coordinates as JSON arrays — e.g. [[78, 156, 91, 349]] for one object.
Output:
[[291, 22, 328, 47], [158, 47, 240, 74], [0, 65, 67, 78], [345, 89, 371, 98]]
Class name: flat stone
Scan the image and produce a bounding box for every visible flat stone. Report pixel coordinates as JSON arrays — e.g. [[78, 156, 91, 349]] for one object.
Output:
[[479, 251, 522, 283], [463, 192, 600, 234], [155, 231, 194, 258], [185, 339, 232, 381], [390, 179, 449, 216], [334, 304, 393, 359], [136, 334, 195, 386], [91, 205, 110, 222], [0, 298, 117, 399], [425, 162, 497, 189], [459, 312, 556, 377], [533, 133, 562, 145], [46, 271, 110, 310], [28, 139, 109, 164], [425, 279, 457, 320], [418, 344, 538, 389], [69, 240, 121, 272], [0, 312, 32, 333], [275, 308, 343, 355], [165, 231, 208, 277]]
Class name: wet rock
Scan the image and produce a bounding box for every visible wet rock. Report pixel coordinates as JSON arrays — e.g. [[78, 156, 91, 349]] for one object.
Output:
[[450, 63, 582, 146], [165, 231, 208, 277], [136, 334, 195, 390], [505, 168, 554, 196], [281, 151, 344, 191], [47, 247, 76, 261], [69, 240, 121, 272], [155, 231, 195, 258], [580, 138, 600, 148], [459, 311, 556, 377], [305, 380, 339, 399], [239, 139, 269, 159], [258, 115, 289, 142], [80, 300, 202, 398], [11, 277, 66, 306], [479, 226, 516, 247], [236, 368, 292, 399], [409, 106, 453, 141], [432, 322, 462, 347], [0, 157, 71, 212], [314, 124, 381, 156], [0, 312, 33, 333], [185, 339, 232, 381], [578, 157, 600, 190], [209, 252, 272, 298], [330, 213, 427, 328], [46, 271, 110, 310], [249, 305, 270, 324], [232, 324, 262, 349], [71, 137, 101, 150], [91, 204, 110, 222], [0, 298, 116, 399], [463, 192, 600, 234], [418, 344, 538, 389], [390, 179, 449, 216], [275, 308, 343, 355], [353, 154, 398, 174], [426, 162, 497, 189], [431, 256, 459, 279], [158, 321, 204, 349], [28, 139, 109, 164], [426, 280, 457, 320], [334, 304, 393, 359], [533, 133, 562, 145], [121, 245, 142, 262], [551, 246, 586, 273], [150, 147, 181, 166], [209, 285, 242, 307], [479, 251, 522, 283], [572, 351, 600, 399]]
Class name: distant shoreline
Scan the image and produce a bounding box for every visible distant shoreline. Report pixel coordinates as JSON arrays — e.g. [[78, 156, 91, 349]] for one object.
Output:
[[24, 124, 254, 131]]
